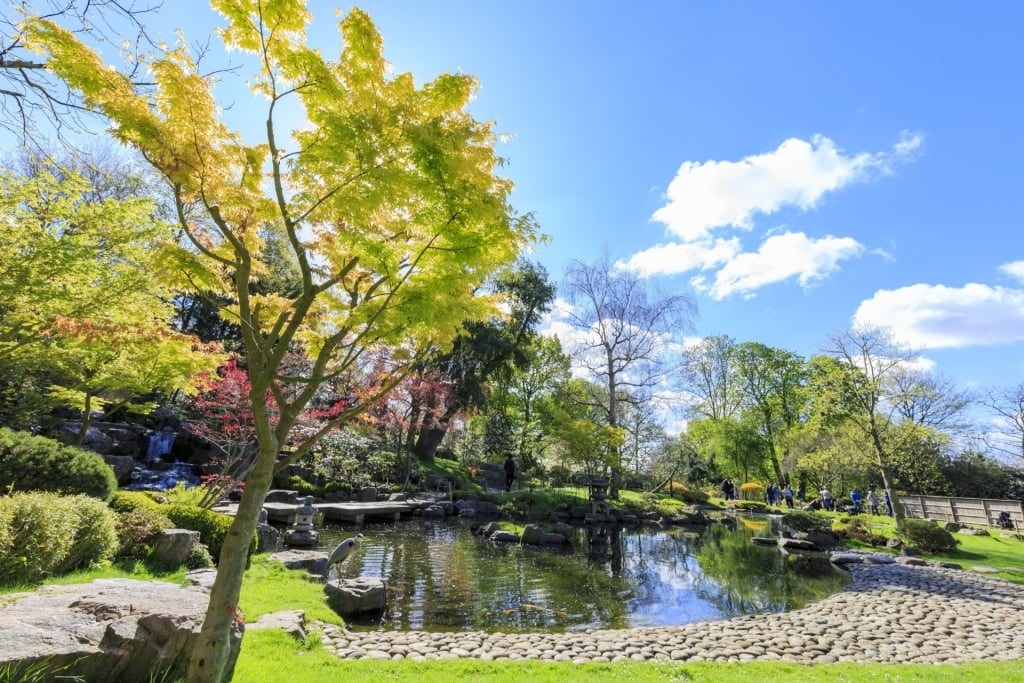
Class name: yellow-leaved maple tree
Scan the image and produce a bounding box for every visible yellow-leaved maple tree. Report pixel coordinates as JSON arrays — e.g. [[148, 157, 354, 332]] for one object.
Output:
[[0, 164, 223, 439], [26, 1, 537, 680]]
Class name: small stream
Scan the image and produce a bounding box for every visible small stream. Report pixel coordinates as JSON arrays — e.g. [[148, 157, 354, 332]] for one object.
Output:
[[315, 518, 849, 633]]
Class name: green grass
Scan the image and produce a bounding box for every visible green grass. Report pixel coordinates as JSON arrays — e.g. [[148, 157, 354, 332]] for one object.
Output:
[[238, 555, 345, 626], [233, 643, 1024, 683], [0, 559, 188, 594]]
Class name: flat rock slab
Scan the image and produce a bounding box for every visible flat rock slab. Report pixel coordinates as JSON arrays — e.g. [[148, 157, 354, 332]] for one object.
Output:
[[0, 578, 241, 682]]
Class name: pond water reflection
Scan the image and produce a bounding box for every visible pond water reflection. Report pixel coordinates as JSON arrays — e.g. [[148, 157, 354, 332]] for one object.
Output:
[[318, 518, 849, 633]]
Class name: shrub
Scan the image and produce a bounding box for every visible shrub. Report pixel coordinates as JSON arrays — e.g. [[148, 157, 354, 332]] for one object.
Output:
[[109, 489, 165, 514], [0, 427, 117, 501], [163, 481, 217, 508], [186, 543, 215, 570], [781, 510, 831, 532], [115, 506, 172, 560], [739, 482, 764, 501], [841, 515, 889, 547], [547, 464, 571, 488], [287, 474, 319, 497], [898, 518, 959, 554], [56, 495, 120, 575], [672, 487, 710, 504], [164, 504, 256, 562], [0, 492, 119, 585]]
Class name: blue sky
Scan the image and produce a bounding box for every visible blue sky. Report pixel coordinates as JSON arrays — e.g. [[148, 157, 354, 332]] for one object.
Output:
[[151, 2, 1024, 400]]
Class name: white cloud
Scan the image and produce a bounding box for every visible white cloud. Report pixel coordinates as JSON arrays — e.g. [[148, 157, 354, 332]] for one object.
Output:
[[999, 260, 1024, 284], [651, 132, 923, 242], [619, 132, 921, 297], [853, 282, 1024, 349], [697, 231, 864, 300], [616, 237, 740, 277]]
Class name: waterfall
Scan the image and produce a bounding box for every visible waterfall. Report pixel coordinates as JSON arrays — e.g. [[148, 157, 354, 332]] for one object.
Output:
[[146, 431, 177, 461]]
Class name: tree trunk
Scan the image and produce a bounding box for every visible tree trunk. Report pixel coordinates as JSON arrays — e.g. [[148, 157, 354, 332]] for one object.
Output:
[[74, 392, 94, 446], [413, 401, 459, 463], [185, 443, 275, 682]]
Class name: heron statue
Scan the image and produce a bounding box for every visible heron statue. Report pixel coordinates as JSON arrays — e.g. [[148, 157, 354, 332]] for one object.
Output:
[[326, 534, 364, 579]]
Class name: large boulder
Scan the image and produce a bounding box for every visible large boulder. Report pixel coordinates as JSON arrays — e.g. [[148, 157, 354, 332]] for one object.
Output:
[[520, 524, 546, 545], [325, 578, 386, 617], [268, 550, 329, 576], [151, 529, 201, 568], [102, 454, 137, 485], [0, 579, 241, 682]]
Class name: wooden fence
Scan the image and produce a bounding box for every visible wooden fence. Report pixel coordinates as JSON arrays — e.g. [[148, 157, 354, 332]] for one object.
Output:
[[899, 494, 1024, 529]]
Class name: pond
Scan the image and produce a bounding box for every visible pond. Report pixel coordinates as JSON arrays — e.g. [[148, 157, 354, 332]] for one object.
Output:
[[317, 517, 849, 633]]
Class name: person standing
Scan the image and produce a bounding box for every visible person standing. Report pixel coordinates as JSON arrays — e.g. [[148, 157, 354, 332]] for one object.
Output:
[[503, 455, 516, 492], [782, 484, 794, 509], [820, 487, 833, 512], [867, 490, 880, 515], [850, 489, 863, 514], [883, 490, 893, 516]]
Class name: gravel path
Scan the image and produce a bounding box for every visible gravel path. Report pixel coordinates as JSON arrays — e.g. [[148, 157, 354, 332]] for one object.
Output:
[[322, 553, 1024, 664]]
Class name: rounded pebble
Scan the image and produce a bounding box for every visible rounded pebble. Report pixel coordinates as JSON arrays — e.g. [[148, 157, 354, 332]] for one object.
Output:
[[320, 555, 1024, 664]]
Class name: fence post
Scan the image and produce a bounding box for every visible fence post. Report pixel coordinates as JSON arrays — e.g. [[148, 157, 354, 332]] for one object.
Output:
[[948, 498, 955, 524], [982, 498, 991, 526]]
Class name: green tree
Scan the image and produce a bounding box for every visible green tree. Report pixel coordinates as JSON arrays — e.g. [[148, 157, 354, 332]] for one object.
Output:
[[679, 334, 741, 420], [688, 416, 768, 483], [491, 334, 571, 472], [731, 342, 807, 484], [540, 378, 626, 479], [26, 4, 536, 680], [942, 449, 1013, 499], [0, 161, 221, 441], [411, 259, 555, 463], [818, 327, 921, 523]]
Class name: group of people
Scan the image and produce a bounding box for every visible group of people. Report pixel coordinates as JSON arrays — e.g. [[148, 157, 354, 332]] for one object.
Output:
[[804, 487, 893, 516], [764, 482, 795, 508]]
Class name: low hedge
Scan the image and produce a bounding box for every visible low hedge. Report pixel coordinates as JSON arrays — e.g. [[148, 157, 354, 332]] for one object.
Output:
[[0, 427, 117, 501], [0, 491, 119, 585], [164, 504, 256, 563]]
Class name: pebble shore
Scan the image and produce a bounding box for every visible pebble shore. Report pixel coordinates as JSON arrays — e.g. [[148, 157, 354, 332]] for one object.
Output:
[[322, 554, 1024, 664]]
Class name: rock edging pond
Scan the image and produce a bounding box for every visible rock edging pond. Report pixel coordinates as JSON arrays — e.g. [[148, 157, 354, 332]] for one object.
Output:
[[323, 552, 1024, 664]]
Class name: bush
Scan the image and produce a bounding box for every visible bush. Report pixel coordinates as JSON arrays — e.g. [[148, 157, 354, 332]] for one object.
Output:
[[781, 510, 831, 532], [672, 487, 710, 504], [186, 543, 215, 570], [898, 518, 959, 554], [109, 489, 165, 514], [287, 474, 319, 497], [547, 464, 572, 488], [840, 515, 889, 547], [56, 496, 120, 575], [739, 482, 764, 501], [115, 506, 172, 560], [164, 504, 256, 562], [0, 427, 117, 501], [0, 492, 119, 585]]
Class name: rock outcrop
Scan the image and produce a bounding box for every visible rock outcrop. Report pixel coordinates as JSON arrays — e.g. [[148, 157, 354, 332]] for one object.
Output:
[[0, 578, 242, 682]]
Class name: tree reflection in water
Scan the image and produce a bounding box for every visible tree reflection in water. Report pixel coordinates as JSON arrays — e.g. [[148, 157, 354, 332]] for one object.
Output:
[[325, 518, 848, 633]]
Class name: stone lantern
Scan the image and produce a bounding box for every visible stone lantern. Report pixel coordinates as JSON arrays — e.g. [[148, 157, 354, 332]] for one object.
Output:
[[284, 496, 319, 548]]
